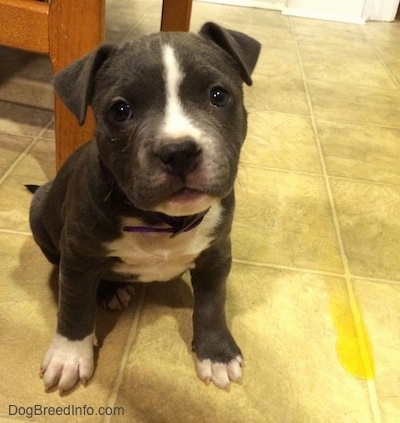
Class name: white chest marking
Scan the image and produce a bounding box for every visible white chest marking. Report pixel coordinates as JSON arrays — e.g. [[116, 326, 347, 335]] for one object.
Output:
[[106, 203, 222, 282], [162, 44, 202, 140]]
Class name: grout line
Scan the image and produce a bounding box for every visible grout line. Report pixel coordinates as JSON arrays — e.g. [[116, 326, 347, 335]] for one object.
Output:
[[305, 74, 400, 94], [360, 28, 400, 89], [0, 118, 54, 186], [241, 161, 400, 187], [232, 258, 400, 285], [103, 285, 147, 423], [354, 275, 400, 285], [0, 138, 37, 185], [248, 105, 400, 131], [310, 113, 400, 130], [328, 174, 400, 188], [314, 115, 400, 131], [367, 379, 382, 422], [0, 229, 32, 236], [290, 17, 382, 423], [240, 152, 400, 189], [121, 0, 161, 42], [246, 108, 311, 120], [232, 258, 345, 278], [239, 162, 324, 178]]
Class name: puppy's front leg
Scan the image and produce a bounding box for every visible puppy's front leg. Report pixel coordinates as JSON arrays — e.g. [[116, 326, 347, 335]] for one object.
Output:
[[191, 240, 243, 390], [41, 263, 99, 394]]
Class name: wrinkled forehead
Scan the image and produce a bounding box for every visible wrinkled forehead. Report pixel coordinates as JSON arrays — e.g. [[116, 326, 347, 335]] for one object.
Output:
[[96, 32, 239, 94]]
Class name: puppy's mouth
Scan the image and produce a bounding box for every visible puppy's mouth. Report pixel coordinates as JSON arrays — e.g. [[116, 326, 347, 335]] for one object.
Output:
[[153, 187, 217, 216], [172, 187, 204, 201]]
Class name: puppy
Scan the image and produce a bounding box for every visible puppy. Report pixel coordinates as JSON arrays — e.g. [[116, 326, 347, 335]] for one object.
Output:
[[29, 22, 261, 393]]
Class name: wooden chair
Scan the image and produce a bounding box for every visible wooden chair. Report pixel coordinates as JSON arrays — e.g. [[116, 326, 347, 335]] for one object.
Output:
[[0, 0, 192, 169]]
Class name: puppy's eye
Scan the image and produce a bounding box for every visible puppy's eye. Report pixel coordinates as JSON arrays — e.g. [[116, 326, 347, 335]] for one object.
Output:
[[110, 101, 132, 122], [210, 87, 230, 107]]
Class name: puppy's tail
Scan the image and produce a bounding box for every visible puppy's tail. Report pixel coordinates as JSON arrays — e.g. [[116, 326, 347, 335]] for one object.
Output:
[[25, 184, 40, 194]]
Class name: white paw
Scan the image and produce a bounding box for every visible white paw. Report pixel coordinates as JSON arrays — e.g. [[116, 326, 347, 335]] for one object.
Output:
[[103, 285, 135, 311], [196, 355, 243, 390], [40, 333, 96, 394]]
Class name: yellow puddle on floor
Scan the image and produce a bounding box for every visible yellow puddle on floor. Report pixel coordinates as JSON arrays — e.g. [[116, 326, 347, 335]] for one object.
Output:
[[328, 281, 375, 380]]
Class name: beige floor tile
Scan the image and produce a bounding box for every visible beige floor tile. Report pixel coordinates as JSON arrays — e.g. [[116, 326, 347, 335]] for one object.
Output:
[[0, 233, 143, 422], [232, 167, 343, 273], [105, 0, 159, 43], [0, 100, 53, 137], [190, 1, 225, 30], [362, 21, 400, 42], [317, 119, 400, 185], [41, 121, 55, 140], [243, 111, 322, 173], [123, 8, 163, 41], [366, 38, 400, 65], [12, 139, 56, 183], [0, 176, 33, 232], [0, 47, 52, 84], [381, 62, 400, 86], [221, 6, 293, 44], [293, 17, 365, 41], [330, 179, 400, 280], [245, 74, 309, 115], [113, 264, 374, 423], [0, 142, 55, 234], [0, 47, 53, 110], [366, 38, 400, 85], [0, 78, 53, 111], [254, 40, 303, 79], [0, 134, 34, 176], [353, 279, 400, 422], [308, 80, 400, 127], [297, 35, 397, 88], [237, 11, 301, 81]]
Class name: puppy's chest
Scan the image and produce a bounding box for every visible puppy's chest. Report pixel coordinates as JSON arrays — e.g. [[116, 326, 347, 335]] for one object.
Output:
[[105, 210, 220, 282]]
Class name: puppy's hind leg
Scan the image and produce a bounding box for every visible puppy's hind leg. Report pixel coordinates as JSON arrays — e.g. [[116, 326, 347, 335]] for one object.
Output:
[[97, 280, 136, 311], [29, 182, 60, 264]]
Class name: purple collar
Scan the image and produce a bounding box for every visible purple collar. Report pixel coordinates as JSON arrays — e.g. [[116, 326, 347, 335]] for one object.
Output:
[[122, 208, 209, 238], [99, 157, 210, 238]]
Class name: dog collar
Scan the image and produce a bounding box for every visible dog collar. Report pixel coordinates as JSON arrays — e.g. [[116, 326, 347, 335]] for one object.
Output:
[[98, 157, 210, 238], [122, 208, 209, 238]]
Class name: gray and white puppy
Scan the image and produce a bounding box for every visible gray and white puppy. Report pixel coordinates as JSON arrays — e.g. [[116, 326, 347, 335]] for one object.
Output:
[[29, 22, 261, 394]]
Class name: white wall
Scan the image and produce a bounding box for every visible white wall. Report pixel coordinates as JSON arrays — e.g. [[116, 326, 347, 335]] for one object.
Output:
[[282, 0, 366, 23], [196, 0, 400, 22]]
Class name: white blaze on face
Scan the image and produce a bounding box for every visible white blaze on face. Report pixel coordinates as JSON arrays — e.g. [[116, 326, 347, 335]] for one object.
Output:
[[157, 44, 222, 216], [161, 44, 202, 139]]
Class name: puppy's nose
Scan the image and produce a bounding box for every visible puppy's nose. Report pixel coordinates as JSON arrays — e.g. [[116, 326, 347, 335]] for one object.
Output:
[[157, 140, 201, 176]]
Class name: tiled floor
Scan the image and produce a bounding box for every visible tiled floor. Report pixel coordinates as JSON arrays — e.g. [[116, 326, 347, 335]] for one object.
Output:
[[0, 1, 399, 422]]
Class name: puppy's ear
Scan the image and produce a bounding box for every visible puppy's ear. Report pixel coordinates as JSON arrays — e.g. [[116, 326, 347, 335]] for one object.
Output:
[[54, 44, 115, 125], [200, 22, 261, 86]]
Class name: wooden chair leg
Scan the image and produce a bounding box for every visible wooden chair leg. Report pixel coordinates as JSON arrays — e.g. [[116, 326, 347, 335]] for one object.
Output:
[[161, 0, 193, 32], [48, 0, 106, 169]]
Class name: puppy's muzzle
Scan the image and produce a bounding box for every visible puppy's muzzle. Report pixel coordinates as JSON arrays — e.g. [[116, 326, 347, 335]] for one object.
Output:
[[157, 139, 202, 177]]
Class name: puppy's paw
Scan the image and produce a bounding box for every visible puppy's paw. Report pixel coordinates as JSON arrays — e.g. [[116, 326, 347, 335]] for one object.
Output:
[[40, 333, 96, 394], [196, 355, 243, 390], [98, 282, 135, 311], [106, 285, 135, 310]]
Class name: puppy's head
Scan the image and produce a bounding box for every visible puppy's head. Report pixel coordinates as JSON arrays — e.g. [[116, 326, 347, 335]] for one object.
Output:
[[55, 23, 261, 216]]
